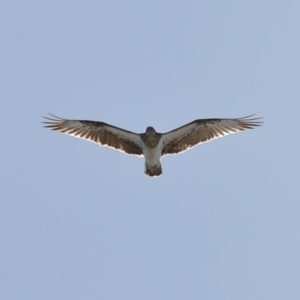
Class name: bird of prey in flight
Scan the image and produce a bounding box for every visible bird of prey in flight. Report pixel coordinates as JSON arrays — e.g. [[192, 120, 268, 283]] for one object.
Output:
[[43, 114, 262, 177]]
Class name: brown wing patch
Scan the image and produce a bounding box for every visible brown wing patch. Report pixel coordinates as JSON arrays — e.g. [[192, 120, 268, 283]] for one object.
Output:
[[43, 114, 143, 156], [162, 115, 262, 155]]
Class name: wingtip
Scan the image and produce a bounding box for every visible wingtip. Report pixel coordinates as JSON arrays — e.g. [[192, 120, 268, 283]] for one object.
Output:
[[42, 113, 65, 122], [240, 114, 264, 125]]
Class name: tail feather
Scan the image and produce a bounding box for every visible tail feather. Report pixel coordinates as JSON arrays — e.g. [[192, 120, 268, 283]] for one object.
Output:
[[144, 162, 162, 177]]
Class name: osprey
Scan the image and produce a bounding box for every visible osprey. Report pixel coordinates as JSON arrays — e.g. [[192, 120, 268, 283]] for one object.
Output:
[[43, 114, 262, 177]]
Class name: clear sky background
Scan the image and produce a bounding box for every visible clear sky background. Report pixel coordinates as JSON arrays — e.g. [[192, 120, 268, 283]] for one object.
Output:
[[1, 2, 300, 299]]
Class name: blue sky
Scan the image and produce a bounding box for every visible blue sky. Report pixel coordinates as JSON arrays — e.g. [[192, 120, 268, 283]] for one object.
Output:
[[1, 2, 300, 299]]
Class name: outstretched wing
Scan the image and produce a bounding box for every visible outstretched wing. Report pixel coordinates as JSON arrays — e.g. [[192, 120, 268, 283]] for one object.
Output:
[[161, 115, 262, 156], [43, 114, 143, 156]]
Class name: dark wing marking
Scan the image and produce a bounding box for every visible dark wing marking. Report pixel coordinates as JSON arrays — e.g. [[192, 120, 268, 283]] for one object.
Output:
[[161, 115, 262, 156], [43, 114, 143, 156]]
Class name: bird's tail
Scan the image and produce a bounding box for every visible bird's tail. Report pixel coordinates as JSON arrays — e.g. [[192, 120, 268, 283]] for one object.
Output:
[[144, 162, 162, 177]]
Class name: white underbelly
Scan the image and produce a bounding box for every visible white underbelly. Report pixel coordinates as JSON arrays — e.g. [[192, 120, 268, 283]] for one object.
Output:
[[141, 140, 163, 166]]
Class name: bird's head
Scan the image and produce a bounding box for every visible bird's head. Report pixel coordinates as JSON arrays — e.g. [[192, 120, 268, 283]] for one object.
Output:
[[145, 126, 156, 136]]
